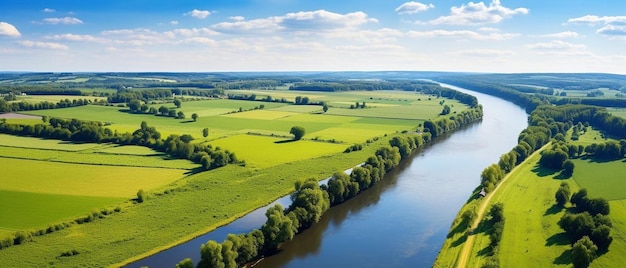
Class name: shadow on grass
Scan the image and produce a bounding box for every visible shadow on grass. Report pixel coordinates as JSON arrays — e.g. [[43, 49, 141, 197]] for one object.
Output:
[[184, 166, 206, 176], [274, 139, 297, 144], [451, 234, 467, 247], [447, 220, 470, 238], [531, 163, 559, 177], [477, 245, 493, 257], [544, 204, 563, 216], [545, 232, 570, 246], [553, 249, 572, 265], [179, 120, 196, 124], [553, 172, 572, 180]]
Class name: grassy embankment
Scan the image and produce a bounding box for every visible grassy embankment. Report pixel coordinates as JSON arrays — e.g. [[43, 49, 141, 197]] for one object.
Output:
[[435, 128, 626, 267], [0, 90, 465, 266]]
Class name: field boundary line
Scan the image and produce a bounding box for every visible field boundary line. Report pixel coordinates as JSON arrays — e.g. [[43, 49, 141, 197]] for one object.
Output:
[[0, 155, 192, 170]]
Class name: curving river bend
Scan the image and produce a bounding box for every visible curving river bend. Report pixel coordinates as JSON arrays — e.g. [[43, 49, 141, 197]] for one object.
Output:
[[128, 83, 528, 268]]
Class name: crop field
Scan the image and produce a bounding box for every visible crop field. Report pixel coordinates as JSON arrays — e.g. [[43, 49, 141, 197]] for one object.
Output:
[[0, 158, 186, 197], [210, 134, 347, 169], [0, 134, 102, 151], [0, 135, 192, 233], [0, 190, 122, 231]]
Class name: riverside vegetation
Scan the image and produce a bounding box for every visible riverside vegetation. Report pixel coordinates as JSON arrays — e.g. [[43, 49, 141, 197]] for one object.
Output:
[[434, 73, 626, 268]]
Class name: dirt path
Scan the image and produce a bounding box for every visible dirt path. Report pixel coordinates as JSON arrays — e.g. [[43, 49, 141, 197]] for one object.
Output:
[[455, 143, 549, 268]]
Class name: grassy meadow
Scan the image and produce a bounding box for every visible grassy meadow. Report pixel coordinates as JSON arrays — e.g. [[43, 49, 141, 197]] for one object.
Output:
[[435, 129, 626, 267], [0, 89, 471, 266]]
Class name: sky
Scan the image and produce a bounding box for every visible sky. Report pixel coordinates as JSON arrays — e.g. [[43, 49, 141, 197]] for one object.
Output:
[[0, 0, 625, 73]]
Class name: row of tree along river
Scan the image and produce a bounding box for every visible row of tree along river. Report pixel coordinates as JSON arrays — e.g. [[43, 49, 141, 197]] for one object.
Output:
[[127, 82, 529, 267]]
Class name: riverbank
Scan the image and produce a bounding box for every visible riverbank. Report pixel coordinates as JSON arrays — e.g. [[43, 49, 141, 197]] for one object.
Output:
[[436, 143, 549, 268]]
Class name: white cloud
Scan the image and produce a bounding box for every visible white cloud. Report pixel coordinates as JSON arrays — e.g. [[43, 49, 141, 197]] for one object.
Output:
[[478, 27, 500, 32], [18, 40, 68, 50], [48, 33, 106, 42], [181, 37, 217, 45], [212, 10, 376, 34], [597, 25, 626, 36], [567, 15, 626, 26], [42, 17, 83, 25], [185, 9, 211, 19], [166, 28, 220, 37], [532, 31, 579, 38], [42, 8, 56, 13], [170, 21, 179, 25], [453, 49, 515, 57], [395, 2, 434, 15], [0, 22, 21, 37], [407, 29, 519, 40], [229, 16, 245, 21], [527, 40, 585, 50], [429, 0, 528, 25]]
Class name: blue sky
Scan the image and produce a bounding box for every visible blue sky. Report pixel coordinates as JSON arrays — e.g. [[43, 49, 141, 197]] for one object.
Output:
[[1, 0, 625, 73]]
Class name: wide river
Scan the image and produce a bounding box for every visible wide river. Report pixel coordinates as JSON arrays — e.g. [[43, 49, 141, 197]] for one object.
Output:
[[128, 83, 528, 267]]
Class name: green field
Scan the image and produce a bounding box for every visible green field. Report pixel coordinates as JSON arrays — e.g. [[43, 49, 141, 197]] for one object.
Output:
[[210, 135, 347, 169], [0, 90, 473, 267], [436, 129, 626, 267], [0, 190, 122, 231], [0, 158, 186, 198]]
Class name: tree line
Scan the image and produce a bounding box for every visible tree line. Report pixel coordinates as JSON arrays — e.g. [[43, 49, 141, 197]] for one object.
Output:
[[423, 105, 483, 138], [181, 133, 430, 267], [0, 119, 237, 171], [556, 187, 612, 268], [0, 98, 96, 113]]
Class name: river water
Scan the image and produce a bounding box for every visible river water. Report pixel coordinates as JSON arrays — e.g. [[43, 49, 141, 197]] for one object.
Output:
[[128, 83, 528, 267]]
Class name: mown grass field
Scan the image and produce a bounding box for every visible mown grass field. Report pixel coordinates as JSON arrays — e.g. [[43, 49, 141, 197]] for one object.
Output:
[[436, 129, 626, 268], [210, 135, 347, 169], [0, 158, 186, 198], [0, 190, 122, 231]]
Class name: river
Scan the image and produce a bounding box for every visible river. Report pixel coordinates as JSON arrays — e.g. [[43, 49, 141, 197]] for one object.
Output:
[[128, 82, 528, 267]]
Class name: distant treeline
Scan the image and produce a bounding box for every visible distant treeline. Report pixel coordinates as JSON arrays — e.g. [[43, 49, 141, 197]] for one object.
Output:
[[0, 98, 96, 113], [439, 76, 626, 109], [437, 78, 549, 113], [0, 85, 82, 96], [289, 81, 479, 108], [0, 119, 237, 171], [107, 88, 223, 103]]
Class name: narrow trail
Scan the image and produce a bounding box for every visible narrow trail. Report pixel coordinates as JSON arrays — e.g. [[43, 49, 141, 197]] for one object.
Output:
[[455, 143, 550, 268]]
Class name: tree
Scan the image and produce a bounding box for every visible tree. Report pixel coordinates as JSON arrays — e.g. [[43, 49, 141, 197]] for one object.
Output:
[[158, 106, 169, 115], [192, 113, 198, 122], [128, 100, 141, 112], [175, 258, 194, 268], [572, 236, 597, 268], [323, 104, 329, 113], [290, 126, 305, 140], [561, 160, 575, 177], [489, 203, 505, 223], [441, 104, 451, 115], [136, 189, 145, 203], [177, 111, 185, 119], [173, 99, 182, 108], [199, 240, 224, 268], [555, 182, 571, 206], [202, 128, 209, 138]]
